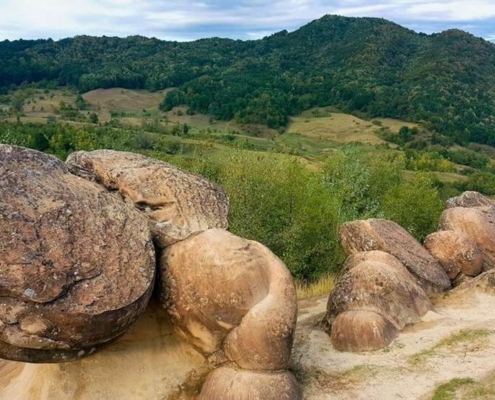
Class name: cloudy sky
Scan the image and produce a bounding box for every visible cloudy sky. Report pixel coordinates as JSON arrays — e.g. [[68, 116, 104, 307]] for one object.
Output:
[[0, 0, 494, 42]]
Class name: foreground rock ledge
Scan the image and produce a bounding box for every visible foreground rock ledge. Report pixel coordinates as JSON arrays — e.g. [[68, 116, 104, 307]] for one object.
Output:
[[66, 150, 229, 248], [0, 145, 156, 362]]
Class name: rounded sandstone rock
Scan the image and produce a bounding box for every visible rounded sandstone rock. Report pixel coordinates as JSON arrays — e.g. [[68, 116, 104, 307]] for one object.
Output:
[[327, 258, 432, 330], [424, 231, 484, 279], [339, 219, 451, 294], [331, 310, 399, 352], [160, 228, 297, 371], [439, 206, 495, 271], [66, 150, 229, 248], [199, 367, 302, 400], [446, 191, 494, 209], [0, 145, 155, 362]]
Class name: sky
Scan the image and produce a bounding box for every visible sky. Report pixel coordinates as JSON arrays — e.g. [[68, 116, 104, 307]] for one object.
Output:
[[0, 0, 494, 42]]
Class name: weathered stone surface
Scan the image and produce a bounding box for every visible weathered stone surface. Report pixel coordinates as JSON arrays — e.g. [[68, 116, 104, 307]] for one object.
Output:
[[330, 311, 399, 352], [0, 145, 155, 362], [439, 206, 495, 271], [424, 230, 484, 280], [446, 191, 495, 209], [326, 252, 432, 352], [199, 367, 302, 400], [160, 228, 297, 371], [327, 256, 432, 331], [339, 219, 451, 294], [66, 150, 229, 248]]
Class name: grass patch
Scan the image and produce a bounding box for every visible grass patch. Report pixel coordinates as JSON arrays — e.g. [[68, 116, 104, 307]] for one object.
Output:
[[408, 329, 494, 367], [296, 275, 335, 299], [433, 378, 475, 400]]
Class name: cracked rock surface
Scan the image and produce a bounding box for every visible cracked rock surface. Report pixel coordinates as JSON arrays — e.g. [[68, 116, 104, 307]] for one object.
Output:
[[0, 145, 155, 362], [66, 150, 229, 248]]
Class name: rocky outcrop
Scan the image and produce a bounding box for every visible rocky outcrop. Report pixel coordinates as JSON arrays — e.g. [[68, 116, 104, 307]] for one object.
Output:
[[0, 146, 301, 399], [439, 206, 495, 271], [0, 145, 155, 363], [160, 229, 300, 398], [66, 150, 229, 248], [424, 230, 483, 280], [445, 191, 495, 209], [325, 251, 432, 352], [339, 219, 451, 294]]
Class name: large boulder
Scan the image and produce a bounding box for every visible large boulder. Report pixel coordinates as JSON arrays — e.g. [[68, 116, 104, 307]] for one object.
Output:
[[424, 230, 484, 281], [339, 219, 451, 294], [66, 150, 229, 248], [439, 206, 495, 270], [0, 145, 155, 363], [330, 310, 399, 353], [160, 228, 298, 372], [326, 251, 432, 352], [327, 252, 432, 330], [446, 191, 494, 209]]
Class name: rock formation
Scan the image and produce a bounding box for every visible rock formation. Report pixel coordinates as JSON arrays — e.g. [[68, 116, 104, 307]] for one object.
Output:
[[66, 150, 229, 248], [339, 219, 451, 294], [0, 146, 301, 399], [160, 229, 300, 399], [326, 251, 432, 352], [0, 145, 155, 363]]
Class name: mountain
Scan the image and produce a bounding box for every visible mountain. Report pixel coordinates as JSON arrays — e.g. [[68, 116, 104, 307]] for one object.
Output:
[[1, 15, 495, 145]]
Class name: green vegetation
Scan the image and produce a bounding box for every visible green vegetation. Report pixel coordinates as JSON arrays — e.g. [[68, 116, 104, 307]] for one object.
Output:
[[433, 378, 476, 400], [2, 15, 495, 144], [0, 120, 455, 282]]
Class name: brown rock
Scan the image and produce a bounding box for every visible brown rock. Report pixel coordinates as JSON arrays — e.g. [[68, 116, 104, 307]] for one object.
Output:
[[330, 311, 399, 352], [66, 150, 229, 248], [339, 219, 451, 294], [439, 206, 495, 270], [160, 228, 297, 371], [327, 257, 432, 331], [199, 367, 302, 400], [0, 145, 155, 362], [446, 191, 495, 209], [424, 231, 484, 279], [340, 250, 407, 276]]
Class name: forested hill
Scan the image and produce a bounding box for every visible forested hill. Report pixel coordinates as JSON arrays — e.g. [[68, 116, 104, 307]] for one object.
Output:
[[2, 15, 495, 144]]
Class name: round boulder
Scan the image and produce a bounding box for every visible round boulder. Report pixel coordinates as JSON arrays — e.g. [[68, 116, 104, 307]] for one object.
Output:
[[0, 145, 155, 363], [331, 310, 399, 353], [424, 230, 484, 280], [66, 150, 229, 248], [327, 257, 432, 331], [439, 206, 495, 270], [160, 228, 298, 371], [446, 191, 494, 209], [339, 219, 451, 294]]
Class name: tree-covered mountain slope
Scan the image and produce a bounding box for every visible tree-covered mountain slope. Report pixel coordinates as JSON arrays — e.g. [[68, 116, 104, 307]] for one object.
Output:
[[2, 15, 495, 144]]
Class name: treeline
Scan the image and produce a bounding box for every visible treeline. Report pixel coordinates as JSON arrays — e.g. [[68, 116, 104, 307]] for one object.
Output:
[[1, 16, 495, 143]]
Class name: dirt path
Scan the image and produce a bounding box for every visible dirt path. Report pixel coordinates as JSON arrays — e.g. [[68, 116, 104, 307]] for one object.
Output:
[[293, 290, 495, 400]]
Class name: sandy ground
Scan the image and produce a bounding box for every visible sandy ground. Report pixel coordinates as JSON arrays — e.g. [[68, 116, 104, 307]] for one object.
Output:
[[0, 301, 207, 400], [2, 285, 495, 399], [293, 289, 495, 400]]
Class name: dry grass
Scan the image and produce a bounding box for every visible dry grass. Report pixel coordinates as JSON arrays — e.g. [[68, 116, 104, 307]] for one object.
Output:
[[375, 118, 418, 133], [296, 275, 335, 300], [287, 113, 384, 145]]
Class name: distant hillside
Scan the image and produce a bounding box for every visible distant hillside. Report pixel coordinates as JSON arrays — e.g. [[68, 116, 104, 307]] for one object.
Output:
[[2, 15, 495, 144]]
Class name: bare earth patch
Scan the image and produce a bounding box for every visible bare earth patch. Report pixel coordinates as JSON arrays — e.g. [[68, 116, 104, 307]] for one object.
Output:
[[293, 289, 495, 400]]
